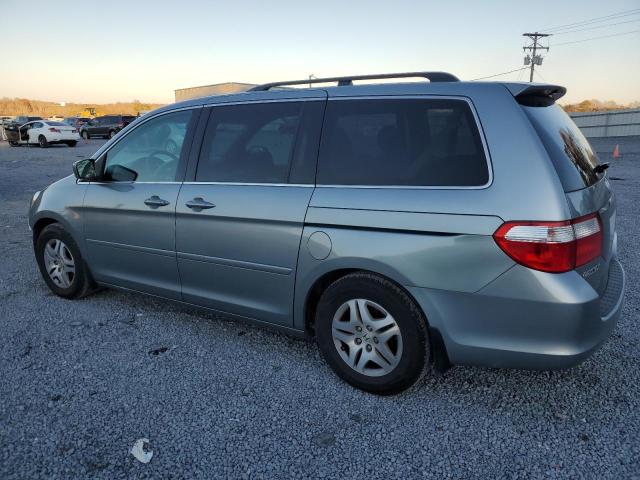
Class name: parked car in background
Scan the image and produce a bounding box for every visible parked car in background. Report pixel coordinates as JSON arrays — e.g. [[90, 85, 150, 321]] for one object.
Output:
[[7, 120, 80, 147], [47, 115, 65, 122], [79, 115, 136, 139], [28, 72, 625, 394], [6, 115, 43, 127], [63, 117, 92, 130]]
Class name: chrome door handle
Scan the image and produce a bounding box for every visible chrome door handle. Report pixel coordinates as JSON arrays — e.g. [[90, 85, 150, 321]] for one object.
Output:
[[144, 195, 170, 208], [185, 197, 216, 211]]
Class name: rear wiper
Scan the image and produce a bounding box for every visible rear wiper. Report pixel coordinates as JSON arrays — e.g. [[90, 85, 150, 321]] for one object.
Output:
[[594, 163, 610, 174]]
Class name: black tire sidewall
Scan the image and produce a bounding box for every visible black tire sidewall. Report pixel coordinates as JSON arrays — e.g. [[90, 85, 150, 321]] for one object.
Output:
[[316, 273, 429, 395], [81, 131, 89, 139], [38, 135, 48, 148], [35, 224, 87, 298]]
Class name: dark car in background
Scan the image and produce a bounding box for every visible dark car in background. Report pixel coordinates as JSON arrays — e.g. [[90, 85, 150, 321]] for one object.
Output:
[[6, 116, 43, 128], [79, 115, 136, 139], [63, 117, 92, 130]]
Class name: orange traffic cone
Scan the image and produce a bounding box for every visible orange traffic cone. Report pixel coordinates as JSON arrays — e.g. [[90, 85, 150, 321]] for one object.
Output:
[[613, 144, 620, 159]]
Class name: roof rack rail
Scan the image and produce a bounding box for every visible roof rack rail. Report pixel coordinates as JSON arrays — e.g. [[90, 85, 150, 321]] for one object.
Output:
[[248, 71, 459, 91]]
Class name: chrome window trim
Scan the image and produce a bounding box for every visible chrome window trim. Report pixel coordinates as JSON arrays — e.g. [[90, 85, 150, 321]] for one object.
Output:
[[182, 182, 313, 187], [315, 95, 493, 190], [202, 97, 326, 108]]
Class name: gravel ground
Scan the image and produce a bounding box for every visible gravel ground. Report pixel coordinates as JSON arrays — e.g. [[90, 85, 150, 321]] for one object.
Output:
[[0, 137, 639, 479]]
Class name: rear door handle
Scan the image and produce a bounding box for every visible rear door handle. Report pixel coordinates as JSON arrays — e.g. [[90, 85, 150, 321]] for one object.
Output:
[[144, 195, 170, 208], [185, 197, 216, 211]]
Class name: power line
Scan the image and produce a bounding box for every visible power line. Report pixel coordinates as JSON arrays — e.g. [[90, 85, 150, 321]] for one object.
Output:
[[541, 8, 640, 33], [553, 18, 640, 35], [470, 67, 528, 81], [553, 29, 640, 46]]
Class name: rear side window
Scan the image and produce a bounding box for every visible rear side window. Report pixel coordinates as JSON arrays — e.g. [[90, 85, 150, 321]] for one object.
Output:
[[523, 104, 601, 192], [197, 102, 303, 183], [317, 98, 489, 187]]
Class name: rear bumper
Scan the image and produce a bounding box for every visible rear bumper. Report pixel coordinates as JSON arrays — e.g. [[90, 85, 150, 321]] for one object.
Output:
[[49, 133, 80, 142], [408, 258, 625, 370]]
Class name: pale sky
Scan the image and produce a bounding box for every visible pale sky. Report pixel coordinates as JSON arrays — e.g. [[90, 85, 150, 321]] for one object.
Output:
[[1, 0, 639, 104]]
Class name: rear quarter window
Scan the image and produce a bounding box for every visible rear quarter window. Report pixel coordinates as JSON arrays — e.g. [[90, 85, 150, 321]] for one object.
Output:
[[523, 104, 601, 192], [316, 98, 489, 187]]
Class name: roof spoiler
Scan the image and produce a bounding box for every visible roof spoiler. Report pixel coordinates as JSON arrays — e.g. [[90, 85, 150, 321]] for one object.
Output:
[[249, 71, 459, 91], [506, 84, 567, 107]]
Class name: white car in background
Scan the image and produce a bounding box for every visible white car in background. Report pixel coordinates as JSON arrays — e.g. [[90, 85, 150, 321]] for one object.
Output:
[[8, 120, 81, 148]]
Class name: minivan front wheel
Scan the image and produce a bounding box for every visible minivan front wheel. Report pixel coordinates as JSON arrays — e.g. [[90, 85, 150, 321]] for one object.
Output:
[[35, 224, 93, 299], [315, 272, 430, 395]]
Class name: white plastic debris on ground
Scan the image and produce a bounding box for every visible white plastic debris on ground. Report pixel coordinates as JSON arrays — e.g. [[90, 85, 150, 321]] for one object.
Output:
[[130, 438, 153, 464]]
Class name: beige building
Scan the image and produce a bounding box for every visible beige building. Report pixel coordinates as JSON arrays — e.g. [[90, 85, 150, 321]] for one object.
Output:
[[174, 82, 256, 102]]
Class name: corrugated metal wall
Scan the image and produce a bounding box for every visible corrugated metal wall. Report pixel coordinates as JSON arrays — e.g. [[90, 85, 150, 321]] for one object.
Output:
[[569, 108, 640, 138]]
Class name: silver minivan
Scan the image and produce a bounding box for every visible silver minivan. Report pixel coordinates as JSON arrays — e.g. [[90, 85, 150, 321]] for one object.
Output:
[[29, 72, 625, 394]]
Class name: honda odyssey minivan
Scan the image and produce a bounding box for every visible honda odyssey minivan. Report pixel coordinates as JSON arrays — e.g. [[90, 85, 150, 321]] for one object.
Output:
[[29, 72, 625, 394]]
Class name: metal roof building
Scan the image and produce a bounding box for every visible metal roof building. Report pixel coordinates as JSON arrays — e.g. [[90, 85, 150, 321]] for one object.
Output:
[[174, 82, 256, 102]]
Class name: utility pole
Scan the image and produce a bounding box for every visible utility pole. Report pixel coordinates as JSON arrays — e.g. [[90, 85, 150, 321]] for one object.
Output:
[[522, 32, 550, 82]]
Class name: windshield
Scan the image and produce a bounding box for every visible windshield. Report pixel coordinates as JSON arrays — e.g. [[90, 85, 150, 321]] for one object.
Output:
[[523, 104, 601, 192]]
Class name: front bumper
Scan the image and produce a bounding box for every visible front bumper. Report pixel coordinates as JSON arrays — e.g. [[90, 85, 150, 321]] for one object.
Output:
[[408, 258, 625, 370]]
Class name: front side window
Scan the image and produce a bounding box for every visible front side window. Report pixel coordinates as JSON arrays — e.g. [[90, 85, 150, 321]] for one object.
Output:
[[196, 102, 303, 183], [317, 98, 489, 187], [103, 110, 193, 182]]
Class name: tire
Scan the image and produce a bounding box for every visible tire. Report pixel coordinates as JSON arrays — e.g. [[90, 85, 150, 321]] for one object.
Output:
[[108, 130, 116, 139], [38, 135, 49, 148], [315, 272, 430, 395], [67, 141, 77, 147], [9, 141, 19, 147], [81, 130, 89, 140], [35, 223, 94, 299]]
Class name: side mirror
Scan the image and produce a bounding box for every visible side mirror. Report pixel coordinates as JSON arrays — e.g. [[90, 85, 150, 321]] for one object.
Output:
[[73, 158, 96, 181], [107, 164, 138, 182]]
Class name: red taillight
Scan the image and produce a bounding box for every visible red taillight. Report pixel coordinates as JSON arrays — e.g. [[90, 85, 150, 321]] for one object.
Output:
[[493, 213, 602, 273], [48, 127, 61, 133]]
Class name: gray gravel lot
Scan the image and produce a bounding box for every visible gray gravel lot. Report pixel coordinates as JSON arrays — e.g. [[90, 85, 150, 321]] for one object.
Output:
[[0, 137, 639, 479]]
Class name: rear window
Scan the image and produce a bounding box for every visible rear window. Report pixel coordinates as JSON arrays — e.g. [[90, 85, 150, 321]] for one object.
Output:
[[316, 98, 489, 187], [523, 104, 601, 192]]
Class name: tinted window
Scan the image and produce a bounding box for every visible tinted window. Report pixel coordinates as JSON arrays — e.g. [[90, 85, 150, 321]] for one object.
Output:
[[317, 99, 489, 186], [197, 102, 303, 183], [46, 121, 66, 126], [103, 110, 193, 182], [523, 104, 601, 192]]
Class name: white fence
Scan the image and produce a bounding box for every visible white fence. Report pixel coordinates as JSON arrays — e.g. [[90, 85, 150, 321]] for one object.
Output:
[[569, 108, 640, 138]]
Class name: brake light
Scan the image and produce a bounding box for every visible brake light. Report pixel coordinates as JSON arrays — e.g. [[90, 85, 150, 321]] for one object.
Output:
[[493, 213, 602, 273], [48, 128, 61, 133]]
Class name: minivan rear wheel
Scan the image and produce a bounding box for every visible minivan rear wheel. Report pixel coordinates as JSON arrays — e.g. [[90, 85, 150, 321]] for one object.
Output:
[[35, 224, 94, 299], [315, 272, 430, 395]]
